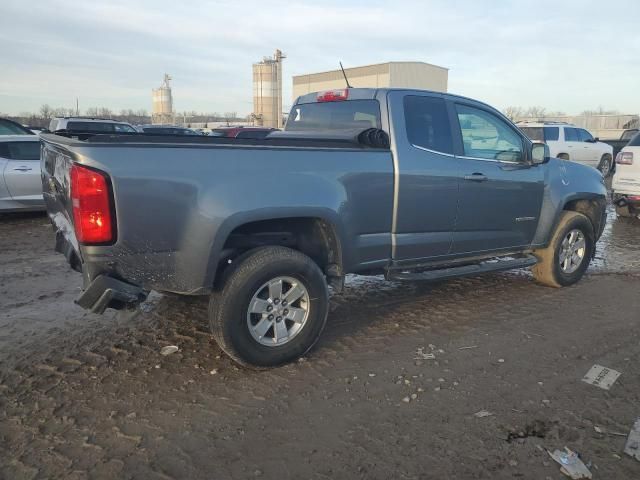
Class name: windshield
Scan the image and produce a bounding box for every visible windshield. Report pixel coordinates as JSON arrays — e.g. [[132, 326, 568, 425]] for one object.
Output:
[[628, 133, 640, 146], [622, 130, 638, 141], [0, 119, 34, 135], [285, 100, 381, 131], [519, 126, 559, 142], [519, 127, 543, 141]]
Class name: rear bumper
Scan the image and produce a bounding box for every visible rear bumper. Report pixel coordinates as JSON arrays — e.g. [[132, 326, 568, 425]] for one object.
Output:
[[76, 274, 148, 314]]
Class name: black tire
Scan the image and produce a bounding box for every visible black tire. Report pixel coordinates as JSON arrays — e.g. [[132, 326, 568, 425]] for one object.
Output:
[[598, 154, 613, 177], [532, 211, 594, 288], [209, 246, 329, 368], [557, 153, 570, 160]]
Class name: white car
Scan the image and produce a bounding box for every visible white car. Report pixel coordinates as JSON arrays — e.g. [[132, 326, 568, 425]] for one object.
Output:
[[518, 122, 614, 176], [0, 136, 44, 212], [612, 132, 640, 217]]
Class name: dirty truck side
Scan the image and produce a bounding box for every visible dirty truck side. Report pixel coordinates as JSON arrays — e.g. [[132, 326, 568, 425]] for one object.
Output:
[[41, 88, 607, 367]]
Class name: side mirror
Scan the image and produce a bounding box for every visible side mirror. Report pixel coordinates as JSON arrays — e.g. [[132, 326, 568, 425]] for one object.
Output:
[[594, 137, 599, 142], [531, 142, 550, 165]]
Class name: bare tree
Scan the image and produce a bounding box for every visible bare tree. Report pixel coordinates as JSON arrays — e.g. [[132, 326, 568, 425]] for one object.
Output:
[[503, 106, 524, 121], [523, 106, 547, 118], [39, 104, 53, 120]]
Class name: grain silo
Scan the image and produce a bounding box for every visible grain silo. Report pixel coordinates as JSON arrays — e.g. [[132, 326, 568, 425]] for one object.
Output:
[[152, 74, 174, 125], [252, 50, 285, 128]]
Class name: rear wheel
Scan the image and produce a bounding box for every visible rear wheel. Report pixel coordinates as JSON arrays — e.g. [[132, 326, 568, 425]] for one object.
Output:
[[532, 211, 594, 288], [209, 246, 329, 368], [557, 153, 569, 160], [598, 154, 612, 177]]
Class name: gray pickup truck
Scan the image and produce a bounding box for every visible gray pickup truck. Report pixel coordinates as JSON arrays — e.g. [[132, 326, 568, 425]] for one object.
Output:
[[41, 88, 607, 367]]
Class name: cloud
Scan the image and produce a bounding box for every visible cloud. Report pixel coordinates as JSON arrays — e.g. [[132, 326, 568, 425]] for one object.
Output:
[[0, 0, 638, 115]]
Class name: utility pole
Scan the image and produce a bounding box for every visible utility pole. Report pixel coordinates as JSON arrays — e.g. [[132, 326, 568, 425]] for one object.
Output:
[[76, 98, 79, 116]]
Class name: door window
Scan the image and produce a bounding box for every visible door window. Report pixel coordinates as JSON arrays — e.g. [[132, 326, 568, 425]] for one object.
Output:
[[578, 129, 594, 142], [455, 104, 523, 162], [564, 128, 579, 141], [0, 142, 41, 160], [404, 96, 453, 154]]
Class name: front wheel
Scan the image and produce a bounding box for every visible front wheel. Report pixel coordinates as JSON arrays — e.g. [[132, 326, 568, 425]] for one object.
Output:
[[532, 211, 594, 288], [209, 246, 329, 368]]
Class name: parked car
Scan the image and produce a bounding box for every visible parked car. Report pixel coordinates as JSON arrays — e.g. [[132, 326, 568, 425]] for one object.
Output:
[[41, 88, 607, 367], [210, 126, 278, 139], [517, 121, 614, 176], [136, 125, 204, 136], [49, 117, 137, 133], [612, 132, 640, 217], [0, 118, 36, 136], [0, 136, 44, 212], [27, 126, 46, 135], [602, 129, 639, 160]]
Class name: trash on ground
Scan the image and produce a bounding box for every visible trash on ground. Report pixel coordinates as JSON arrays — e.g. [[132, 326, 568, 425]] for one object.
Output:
[[414, 347, 435, 360], [624, 418, 640, 461], [474, 410, 494, 418], [548, 447, 592, 479], [160, 345, 179, 356], [581, 364, 621, 390], [458, 345, 478, 350]]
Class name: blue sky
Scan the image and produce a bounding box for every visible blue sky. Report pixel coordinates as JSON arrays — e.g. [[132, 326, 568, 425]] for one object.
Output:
[[0, 0, 638, 116]]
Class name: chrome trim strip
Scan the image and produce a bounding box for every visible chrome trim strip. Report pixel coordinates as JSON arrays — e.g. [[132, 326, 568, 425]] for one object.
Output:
[[411, 143, 455, 157]]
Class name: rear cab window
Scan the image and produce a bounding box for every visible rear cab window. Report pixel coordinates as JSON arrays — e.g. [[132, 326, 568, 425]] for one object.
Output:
[[286, 100, 381, 131]]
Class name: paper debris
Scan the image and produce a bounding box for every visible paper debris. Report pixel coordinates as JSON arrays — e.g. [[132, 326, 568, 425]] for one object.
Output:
[[474, 410, 494, 418], [581, 364, 621, 390], [160, 345, 179, 356], [548, 447, 592, 479]]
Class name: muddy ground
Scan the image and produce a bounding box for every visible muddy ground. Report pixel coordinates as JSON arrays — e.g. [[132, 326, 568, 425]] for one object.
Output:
[[1, 207, 640, 480]]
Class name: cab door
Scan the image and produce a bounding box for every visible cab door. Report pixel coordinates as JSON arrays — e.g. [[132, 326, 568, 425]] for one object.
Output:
[[563, 127, 586, 163], [388, 91, 461, 262], [450, 102, 544, 254], [577, 128, 599, 167]]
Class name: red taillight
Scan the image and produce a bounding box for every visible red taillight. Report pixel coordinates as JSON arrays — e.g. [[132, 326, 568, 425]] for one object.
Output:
[[317, 89, 349, 102], [70, 164, 114, 244], [616, 151, 634, 165]]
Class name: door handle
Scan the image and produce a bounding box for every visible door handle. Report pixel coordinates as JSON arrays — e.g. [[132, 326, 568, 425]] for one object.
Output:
[[13, 167, 33, 172], [464, 173, 488, 182]]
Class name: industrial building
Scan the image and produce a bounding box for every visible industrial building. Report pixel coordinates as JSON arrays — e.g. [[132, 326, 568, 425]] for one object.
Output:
[[292, 61, 448, 100], [152, 74, 174, 125], [252, 50, 285, 129]]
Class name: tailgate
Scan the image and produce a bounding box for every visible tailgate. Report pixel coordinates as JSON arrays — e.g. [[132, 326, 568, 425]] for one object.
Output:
[[613, 146, 640, 192], [40, 137, 81, 269]]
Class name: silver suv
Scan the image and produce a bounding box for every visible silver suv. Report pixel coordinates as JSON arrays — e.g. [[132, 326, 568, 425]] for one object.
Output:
[[48, 117, 137, 133]]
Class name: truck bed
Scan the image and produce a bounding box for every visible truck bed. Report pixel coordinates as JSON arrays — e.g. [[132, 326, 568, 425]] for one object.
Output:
[[40, 131, 395, 296]]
